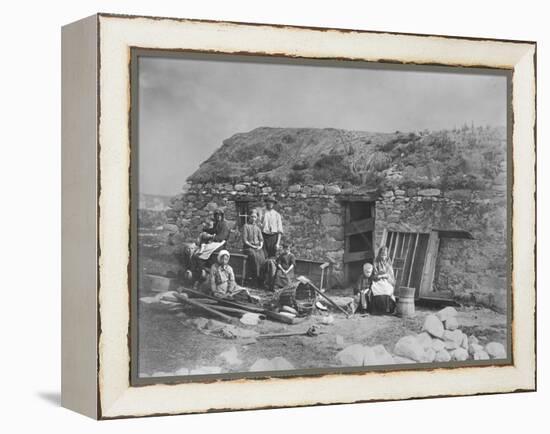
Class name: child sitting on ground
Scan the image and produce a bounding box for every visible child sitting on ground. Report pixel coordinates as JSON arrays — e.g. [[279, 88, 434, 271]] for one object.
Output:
[[352, 262, 374, 314]]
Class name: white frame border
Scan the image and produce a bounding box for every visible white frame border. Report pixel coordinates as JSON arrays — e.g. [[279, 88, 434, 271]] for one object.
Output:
[[97, 14, 536, 418]]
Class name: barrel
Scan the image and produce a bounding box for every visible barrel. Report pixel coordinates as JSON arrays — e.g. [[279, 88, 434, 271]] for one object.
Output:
[[396, 286, 416, 317]]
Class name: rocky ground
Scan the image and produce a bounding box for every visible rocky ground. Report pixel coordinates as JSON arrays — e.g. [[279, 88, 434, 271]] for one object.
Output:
[[138, 287, 508, 378]]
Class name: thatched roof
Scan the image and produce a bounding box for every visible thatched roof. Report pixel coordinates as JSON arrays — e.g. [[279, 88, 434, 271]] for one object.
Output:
[[187, 126, 506, 190]]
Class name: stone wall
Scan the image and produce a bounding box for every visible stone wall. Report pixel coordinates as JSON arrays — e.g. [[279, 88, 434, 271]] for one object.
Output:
[[167, 181, 507, 310], [374, 187, 507, 312], [167, 181, 347, 286]]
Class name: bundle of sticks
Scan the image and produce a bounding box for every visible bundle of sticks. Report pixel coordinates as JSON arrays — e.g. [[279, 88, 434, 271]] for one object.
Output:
[[170, 287, 301, 325]]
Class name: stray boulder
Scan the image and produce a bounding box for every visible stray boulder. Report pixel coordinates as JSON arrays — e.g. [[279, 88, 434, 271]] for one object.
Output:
[[443, 329, 464, 346], [473, 350, 490, 360], [416, 332, 433, 350], [468, 343, 484, 356], [434, 349, 451, 362], [336, 344, 366, 366], [485, 342, 506, 359], [369, 345, 394, 366], [444, 316, 459, 331], [393, 356, 416, 364], [394, 335, 425, 362], [423, 314, 444, 338], [431, 339, 445, 352], [451, 348, 469, 362], [436, 306, 458, 322]]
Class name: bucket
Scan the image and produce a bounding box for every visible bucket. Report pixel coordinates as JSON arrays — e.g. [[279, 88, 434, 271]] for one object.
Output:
[[396, 286, 416, 317]]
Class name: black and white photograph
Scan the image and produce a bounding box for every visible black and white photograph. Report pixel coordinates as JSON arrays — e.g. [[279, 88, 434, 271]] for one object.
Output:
[[133, 52, 511, 380]]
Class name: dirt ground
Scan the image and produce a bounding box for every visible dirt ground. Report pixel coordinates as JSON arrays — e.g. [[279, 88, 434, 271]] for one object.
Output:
[[137, 286, 508, 377]]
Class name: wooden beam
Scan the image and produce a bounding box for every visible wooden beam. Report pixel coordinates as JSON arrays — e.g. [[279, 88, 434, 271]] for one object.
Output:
[[407, 233, 419, 287], [344, 217, 374, 235], [418, 231, 440, 298], [343, 251, 373, 263]]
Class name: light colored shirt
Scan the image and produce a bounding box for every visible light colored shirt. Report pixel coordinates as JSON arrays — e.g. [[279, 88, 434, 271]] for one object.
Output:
[[261, 209, 283, 234]]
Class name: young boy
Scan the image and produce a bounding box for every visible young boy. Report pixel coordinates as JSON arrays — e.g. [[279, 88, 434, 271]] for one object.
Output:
[[352, 262, 374, 314]]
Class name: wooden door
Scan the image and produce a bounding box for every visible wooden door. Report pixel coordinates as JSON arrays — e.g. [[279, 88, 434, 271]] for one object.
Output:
[[381, 231, 433, 299], [343, 201, 375, 284]]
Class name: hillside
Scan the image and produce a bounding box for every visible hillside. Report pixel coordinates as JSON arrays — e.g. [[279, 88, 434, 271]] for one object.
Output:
[[188, 126, 506, 191]]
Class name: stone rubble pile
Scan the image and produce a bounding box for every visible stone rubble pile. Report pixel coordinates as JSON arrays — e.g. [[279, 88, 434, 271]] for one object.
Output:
[[335, 306, 506, 367]]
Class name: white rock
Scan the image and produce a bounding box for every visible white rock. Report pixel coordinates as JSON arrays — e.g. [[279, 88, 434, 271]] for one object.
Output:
[[369, 345, 394, 365], [468, 343, 484, 356], [468, 335, 479, 346], [393, 355, 416, 364], [423, 314, 444, 338], [451, 348, 469, 361], [270, 356, 295, 370], [174, 367, 189, 376], [416, 332, 433, 350], [335, 335, 345, 349], [336, 344, 366, 366], [434, 349, 451, 362], [220, 347, 242, 366], [474, 350, 490, 360], [431, 339, 445, 352], [485, 342, 506, 359], [443, 329, 464, 346], [394, 335, 425, 362], [444, 340, 459, 350], [444, 316, 459, 331], [151, 371, 171, 377], [422, 348, 436, 363], [240, 312, 261, 325], [460, 333, 469, 349], [436, 306, 458, 322], [249, 358, 272, 372]]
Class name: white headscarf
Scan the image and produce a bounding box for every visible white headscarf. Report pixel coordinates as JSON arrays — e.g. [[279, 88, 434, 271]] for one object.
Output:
[[217, 249, 230, 263]]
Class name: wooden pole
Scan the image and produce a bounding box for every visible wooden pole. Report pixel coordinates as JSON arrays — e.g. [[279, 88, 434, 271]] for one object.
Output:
[[174, 293, 234, 322], [407, 233, 420, 287], [297, 276, 350, 317]]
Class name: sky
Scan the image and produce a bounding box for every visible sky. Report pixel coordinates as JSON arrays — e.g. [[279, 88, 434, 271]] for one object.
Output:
[[138, 54, 508, 196]]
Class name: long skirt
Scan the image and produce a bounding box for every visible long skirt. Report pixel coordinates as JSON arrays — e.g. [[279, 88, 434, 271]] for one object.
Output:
[[273, 269, 295, 290], [244, 247, 265, 280], [369, 295, 396, 315], [262, 233, 279, 258]]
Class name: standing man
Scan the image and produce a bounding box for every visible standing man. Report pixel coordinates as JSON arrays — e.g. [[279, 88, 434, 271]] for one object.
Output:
[[261, 196, 283, 259]]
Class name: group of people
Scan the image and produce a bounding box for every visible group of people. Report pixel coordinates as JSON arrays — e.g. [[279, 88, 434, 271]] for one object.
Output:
[[189, 196, 397, 315], [191, 196, 294, 299]]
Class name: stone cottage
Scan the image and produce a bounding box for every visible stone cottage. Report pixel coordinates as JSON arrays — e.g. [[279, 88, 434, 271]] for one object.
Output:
[[166, 126, 507, 311]]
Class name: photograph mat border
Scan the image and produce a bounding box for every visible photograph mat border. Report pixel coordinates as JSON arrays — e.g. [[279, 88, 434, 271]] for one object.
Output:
[[129, 48, 514, 387], [96, 14, 536, 419]]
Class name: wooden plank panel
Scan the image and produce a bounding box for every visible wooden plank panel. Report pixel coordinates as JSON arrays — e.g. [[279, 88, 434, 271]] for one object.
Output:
[[344, 218, 374, 235], [419, 231, 440, 297]]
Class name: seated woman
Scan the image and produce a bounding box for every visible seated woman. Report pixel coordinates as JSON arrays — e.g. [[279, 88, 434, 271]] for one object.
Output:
[[192, 209, 231, 280], [370, 246, 396, 315], [242, 212, 266, 287], [210, 250, 258, 303], [272, 242, 296, 290], [352, 263, 374, 314]]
